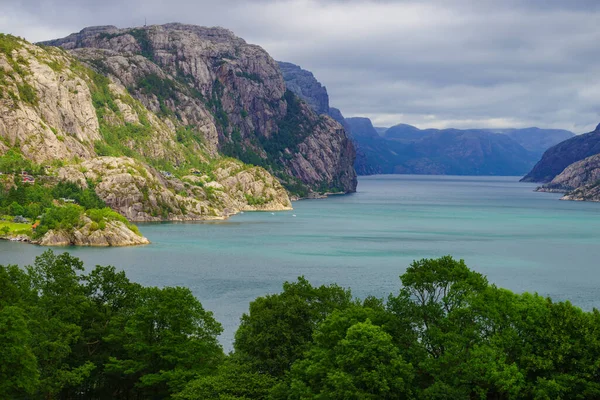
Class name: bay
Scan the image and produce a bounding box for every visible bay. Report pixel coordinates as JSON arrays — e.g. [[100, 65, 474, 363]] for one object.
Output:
[[2, 174, 600, 349]]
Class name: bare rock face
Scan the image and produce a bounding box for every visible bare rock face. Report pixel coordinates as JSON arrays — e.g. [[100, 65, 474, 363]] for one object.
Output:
[[537, 154, 600, 201], [285, 110, 356, 192], [58, 156, 291, 221], [36, 217, 150, 247], [277, 62, 377, 177], [42, 24, 357, 194], [0, 41, 100, 163]]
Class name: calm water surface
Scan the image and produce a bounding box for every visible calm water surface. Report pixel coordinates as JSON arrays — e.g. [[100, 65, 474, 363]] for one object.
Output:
[[2, 175, 600, 349]]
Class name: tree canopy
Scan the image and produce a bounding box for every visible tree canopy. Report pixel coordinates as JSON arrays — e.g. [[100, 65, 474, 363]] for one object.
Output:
[[1, 253, 599, 399]]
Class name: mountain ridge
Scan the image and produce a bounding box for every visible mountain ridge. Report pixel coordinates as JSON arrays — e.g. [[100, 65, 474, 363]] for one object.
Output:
[[42, 24, 357, 195]]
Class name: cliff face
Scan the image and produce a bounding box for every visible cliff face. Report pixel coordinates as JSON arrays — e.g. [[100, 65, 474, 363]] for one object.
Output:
[[43, 24, 356, 194], [521, 125, 600, 183], [277, 61, 377, 176], [537, 154, 600, 201], [278, 61, 329, 115]]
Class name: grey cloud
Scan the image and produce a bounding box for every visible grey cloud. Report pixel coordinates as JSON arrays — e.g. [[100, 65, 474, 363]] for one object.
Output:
[[2, 0, 600, 132]]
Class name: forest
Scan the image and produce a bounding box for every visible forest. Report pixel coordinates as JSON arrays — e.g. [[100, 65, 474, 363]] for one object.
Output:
[[1, 252, 599, 399]]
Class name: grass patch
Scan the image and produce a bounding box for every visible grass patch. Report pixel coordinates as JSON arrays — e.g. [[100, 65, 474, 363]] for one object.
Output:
[[17, 81, 38, 106], [0, 220, 33, 237]]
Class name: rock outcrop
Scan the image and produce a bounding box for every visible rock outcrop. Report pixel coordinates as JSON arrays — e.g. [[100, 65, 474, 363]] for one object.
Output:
[[522, 125, 600, 183], [0, 40, 100, 163], [536, 154, 600, 201], [42, 24, 357, 194], [58, 157, 291, 221], [36, 217, 150, 246]]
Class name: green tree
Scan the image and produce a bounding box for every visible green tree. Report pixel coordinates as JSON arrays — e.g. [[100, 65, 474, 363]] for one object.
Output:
[[176, 358, 278, 400], [234, 277, 353, 377], [0, 306, 40, 397], [26, 250, 95, 398], [104, 285, 224, 398], [287, 319, 414, 399]]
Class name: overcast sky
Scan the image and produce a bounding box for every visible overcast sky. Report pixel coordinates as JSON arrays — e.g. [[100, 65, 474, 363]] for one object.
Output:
[[2, 0, 600, 132]]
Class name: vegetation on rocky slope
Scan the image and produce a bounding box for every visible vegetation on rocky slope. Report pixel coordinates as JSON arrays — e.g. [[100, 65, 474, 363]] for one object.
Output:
[[0, 163, 143, 244], [0, 33, 292, 242], [2, 252, 600, 399]]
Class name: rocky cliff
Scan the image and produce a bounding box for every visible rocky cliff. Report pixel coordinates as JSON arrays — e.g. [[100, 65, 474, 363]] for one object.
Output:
[[278, 61, 329, 115], [521, 125, 600, 183], [277, 61, 377, 175], [0, 32, 296, 246], [536, 154, 600, 201], [42, 24, 356, 195]]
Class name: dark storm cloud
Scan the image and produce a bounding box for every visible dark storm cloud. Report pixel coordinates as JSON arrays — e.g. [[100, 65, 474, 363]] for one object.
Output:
[[3, 0, 600, 132]]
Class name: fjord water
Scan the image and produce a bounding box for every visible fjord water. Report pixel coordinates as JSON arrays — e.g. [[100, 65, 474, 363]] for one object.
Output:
[[2, 175, 600, 348]]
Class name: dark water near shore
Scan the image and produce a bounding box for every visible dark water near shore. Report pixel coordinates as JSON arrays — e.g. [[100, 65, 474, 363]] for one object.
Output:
[[2, 175, 600, 349]]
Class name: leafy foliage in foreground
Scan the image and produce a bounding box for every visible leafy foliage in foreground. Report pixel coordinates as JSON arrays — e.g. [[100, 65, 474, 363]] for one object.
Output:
[[0, 251, 223, 399], [2, 253, 600, 399]]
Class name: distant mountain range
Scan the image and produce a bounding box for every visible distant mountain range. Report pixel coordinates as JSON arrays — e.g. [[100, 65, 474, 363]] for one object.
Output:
[[346, 120, 574, 176], [277, 61, 575, 176]]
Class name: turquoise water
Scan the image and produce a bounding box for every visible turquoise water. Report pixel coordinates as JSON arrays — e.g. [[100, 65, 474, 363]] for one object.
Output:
[[2, 175, 600, 349]]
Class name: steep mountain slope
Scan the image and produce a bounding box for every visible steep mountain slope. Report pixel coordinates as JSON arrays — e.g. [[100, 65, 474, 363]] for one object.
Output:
[[43, 24, 356, 195], [522, 125, 600, 183], [277, 61, 378, 175], [278, 61, 329, 115], [0, 33, 291, 238]]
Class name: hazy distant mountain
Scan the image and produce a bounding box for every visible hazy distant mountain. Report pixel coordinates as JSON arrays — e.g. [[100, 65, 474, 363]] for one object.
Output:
[[356, 128, 538, 175], [346, 118, 380, 139], [374, 127, 389, 136], [384, 125, 573, 155], [384, 124, 430, 141], [347, 119, 577, 176], [492, 127, 574, 156]]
